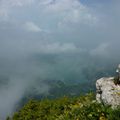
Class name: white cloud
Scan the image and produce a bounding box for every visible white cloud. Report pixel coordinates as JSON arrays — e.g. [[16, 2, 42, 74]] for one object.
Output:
[[0, 0, 34, 7], [90, 43, 110, 57], [0, 0, 34, 21], [36, 42, 84, 54], [23, 22, 42, 32], [40, 0, 98, 28], [0, 8, 8, 21], [58, 9, 97, 29], [0, 0, 98, 30], [39, 0, 54, 5], [41, 0, 80, 12]]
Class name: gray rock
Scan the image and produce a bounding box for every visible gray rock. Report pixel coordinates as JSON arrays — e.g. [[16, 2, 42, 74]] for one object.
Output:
[[96, 77, 120, 108]]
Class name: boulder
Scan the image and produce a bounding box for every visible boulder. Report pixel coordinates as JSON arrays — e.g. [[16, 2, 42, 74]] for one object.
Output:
[[96, 77, 120, 108]]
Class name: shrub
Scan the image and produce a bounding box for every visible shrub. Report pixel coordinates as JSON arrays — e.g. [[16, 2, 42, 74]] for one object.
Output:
[[114, 76, 120, 85]]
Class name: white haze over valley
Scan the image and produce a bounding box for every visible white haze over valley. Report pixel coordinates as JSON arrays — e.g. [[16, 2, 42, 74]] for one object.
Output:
[[0, 0, 120, 119]]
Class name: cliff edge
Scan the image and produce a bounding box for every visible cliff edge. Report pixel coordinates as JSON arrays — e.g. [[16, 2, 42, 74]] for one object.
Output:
[[96, 77, 120, 108]]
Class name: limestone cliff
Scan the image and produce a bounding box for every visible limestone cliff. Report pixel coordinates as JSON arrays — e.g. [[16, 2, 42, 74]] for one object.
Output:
[[96, 77, 120, 108]]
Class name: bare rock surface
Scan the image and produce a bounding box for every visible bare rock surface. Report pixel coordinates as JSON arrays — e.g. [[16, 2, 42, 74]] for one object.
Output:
[[96, 77, 120, 108]]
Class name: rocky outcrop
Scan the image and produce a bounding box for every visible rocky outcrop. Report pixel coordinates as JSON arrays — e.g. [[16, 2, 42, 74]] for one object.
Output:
[[96, 77, 120, 108]]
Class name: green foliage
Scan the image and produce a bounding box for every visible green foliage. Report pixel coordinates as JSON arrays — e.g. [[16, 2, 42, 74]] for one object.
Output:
[[114, 76, 120, 85], [6, 116, 11, 120], [9, 93, 120, 120], [108, 107, 120, 120]]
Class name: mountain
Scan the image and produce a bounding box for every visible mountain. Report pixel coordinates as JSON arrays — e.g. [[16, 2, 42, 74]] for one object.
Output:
[[8, 75, 120, 120]]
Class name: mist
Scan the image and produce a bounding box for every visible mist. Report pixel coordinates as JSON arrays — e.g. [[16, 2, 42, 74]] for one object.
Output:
[[0, 0, 120, 119]]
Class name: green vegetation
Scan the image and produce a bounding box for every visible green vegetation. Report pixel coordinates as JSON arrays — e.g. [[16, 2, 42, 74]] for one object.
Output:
[[8, 93, 120, 120], [114, 76, 120, 85]]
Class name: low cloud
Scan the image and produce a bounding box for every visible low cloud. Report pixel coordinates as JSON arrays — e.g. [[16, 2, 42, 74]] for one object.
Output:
[[37, 42, 84, 54], [23, 22, 42, 32], [90, 43, 110, 57], [0, 0, 120, 119]]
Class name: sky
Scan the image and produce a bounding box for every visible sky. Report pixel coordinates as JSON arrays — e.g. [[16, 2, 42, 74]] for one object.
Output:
[[0, 0, 120, 119]]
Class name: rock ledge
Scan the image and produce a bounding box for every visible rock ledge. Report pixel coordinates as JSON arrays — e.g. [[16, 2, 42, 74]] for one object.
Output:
[[96, 77, 120, 108]]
